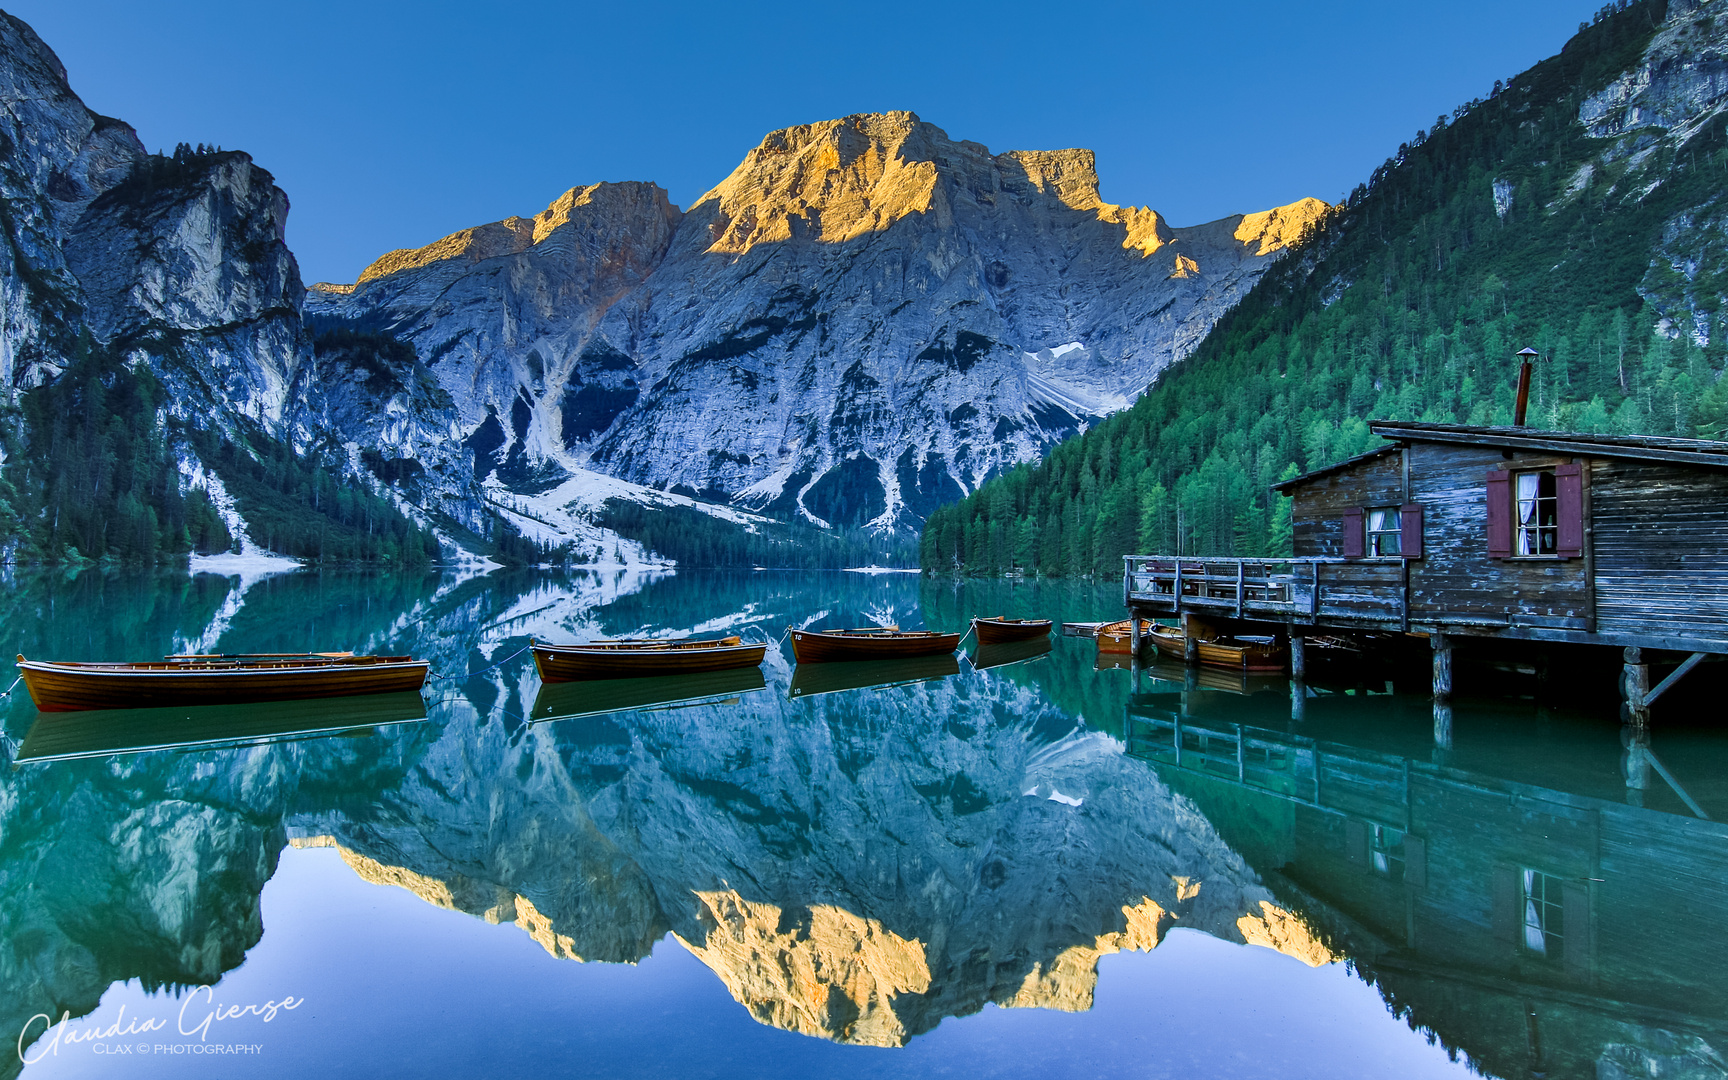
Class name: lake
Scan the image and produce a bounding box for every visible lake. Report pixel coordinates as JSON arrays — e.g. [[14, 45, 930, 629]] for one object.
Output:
[[2, 565, 1724, 1079]]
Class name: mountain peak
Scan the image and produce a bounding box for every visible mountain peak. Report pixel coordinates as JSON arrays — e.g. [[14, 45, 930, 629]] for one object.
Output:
[[354, 180, 677, 285]]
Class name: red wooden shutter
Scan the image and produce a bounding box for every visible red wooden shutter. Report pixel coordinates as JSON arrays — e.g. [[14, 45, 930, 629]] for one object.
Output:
[[1400, 504, 1424, 560], [1486, 471, 1511, 558], [1556, 462, 1584, 558], [1341, 507, 1364, 559]]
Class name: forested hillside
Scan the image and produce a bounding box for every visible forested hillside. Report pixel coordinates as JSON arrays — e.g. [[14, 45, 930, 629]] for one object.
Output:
[[923, 0, 1728, 576], [0, 332, 439, 566]]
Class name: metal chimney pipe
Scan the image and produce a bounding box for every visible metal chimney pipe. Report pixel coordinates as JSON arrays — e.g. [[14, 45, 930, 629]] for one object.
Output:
[[1513, 347, 1539, 426]]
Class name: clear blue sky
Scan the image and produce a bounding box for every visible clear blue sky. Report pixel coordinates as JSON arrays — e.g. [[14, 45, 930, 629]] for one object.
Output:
[[9, 0, 1602, 286]]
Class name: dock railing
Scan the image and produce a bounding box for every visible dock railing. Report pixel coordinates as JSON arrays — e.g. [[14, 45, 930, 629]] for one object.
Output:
[[1124, 555, 1404, 624]]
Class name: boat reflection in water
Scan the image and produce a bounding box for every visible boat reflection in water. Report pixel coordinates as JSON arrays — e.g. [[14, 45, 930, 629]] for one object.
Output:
[[788, 653, 961, 699], [529, 667, 768, 723], [14, 691, 429, 763], [969, 637, 1053, 672], [1125, 679, 1728, 1080], [1139, 654, 1287, 696]]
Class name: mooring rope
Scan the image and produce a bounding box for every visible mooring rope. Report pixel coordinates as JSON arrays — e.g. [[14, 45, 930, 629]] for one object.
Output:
[[426, 642, 534, 684], [953, 624, 976, 654], [779, 626, 794, 646], [0, 675, 21, 699]]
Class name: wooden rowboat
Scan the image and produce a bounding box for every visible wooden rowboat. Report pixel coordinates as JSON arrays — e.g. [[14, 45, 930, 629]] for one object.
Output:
[[15, 653, 430, 713], [971, 616, 1053, 645], [531, 635, 767, 681], [1096, 620, 1156, 654], [1144, 622, 1288, 672], [788, 626, 962, 663]]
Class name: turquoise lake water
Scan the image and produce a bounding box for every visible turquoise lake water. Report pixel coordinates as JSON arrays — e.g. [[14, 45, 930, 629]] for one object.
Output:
[[2, 566, 1723, 1078]]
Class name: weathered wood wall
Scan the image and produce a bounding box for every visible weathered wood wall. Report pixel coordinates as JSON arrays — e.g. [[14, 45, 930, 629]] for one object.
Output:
[[1406, 443, 1590, 630], [1591, 460, 1728, 640]]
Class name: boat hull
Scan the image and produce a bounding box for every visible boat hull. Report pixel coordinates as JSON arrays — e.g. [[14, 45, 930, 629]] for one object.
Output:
[[788, 629, 962, 663], [1096, 620, 1156, 654], [532, 638, 767, 681], [17, 658, 429, 712], [1145, 624, 1287, 672], [972, 617, 1053, 645]]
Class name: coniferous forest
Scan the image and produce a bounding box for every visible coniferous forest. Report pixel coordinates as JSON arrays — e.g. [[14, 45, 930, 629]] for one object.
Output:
[[921, 0, 1725, 577], [0, 334, 438, 566]]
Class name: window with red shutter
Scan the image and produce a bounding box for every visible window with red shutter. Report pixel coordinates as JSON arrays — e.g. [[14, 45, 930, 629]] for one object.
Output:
[[1486, 471, 1511, 558], [1556, 463, 1583, 558], [1342, 507, 1364, 559], [1400, 504, 1424, 559]]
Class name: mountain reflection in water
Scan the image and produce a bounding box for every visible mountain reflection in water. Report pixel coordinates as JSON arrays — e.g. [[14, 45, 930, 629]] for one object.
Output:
[[0, 567, 1722, 1078]]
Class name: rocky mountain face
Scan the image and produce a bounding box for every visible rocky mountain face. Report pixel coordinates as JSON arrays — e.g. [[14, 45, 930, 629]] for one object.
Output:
[[311, 113, 1325, 533], [0, 13, 303, 430], [0, 13, 504, 561], [1582, 0, 1728, 342]]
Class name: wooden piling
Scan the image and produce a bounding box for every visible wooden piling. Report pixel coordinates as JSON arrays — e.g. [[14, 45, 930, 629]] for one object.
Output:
[[1290, 636, 1307, 680], [1432, 632, 1453, 702], [1623, 646, 1651, 728]]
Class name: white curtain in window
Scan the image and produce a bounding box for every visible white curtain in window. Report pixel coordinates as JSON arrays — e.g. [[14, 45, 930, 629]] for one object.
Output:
[[1366, 509, 1393, 534], [1521, 868, 1547, 955], [1516, 473, 1540, 556]]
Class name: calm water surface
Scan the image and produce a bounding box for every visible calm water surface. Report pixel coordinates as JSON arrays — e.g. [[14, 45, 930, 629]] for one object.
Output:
[[2, 566, 1723, 1079]]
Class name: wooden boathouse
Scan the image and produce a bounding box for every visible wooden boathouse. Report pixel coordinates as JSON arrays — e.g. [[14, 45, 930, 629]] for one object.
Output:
[[1123, 420, 1728, 722]]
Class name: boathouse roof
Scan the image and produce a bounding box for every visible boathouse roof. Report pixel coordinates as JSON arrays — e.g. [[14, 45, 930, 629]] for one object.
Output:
[[1272, 420, 1728, 493]]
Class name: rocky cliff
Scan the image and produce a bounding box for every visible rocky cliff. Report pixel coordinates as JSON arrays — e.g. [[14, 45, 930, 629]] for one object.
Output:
[[0, 12, 304, 427], [311, 113, 1325, 534]]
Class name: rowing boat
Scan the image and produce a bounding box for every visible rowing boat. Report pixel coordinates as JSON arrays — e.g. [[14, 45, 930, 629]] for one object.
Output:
[[1144, 622, 1288, 672], [531, 635, 767, 681], [1096, 620, 1156, 654], [787, 626, 962, 663], [15, 653, 430, 712], [971, 616, 1053, 645]]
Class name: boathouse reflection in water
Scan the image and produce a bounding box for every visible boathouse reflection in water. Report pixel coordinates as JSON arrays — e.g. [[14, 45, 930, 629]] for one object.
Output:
[[1127, 676, 1728, 1080]]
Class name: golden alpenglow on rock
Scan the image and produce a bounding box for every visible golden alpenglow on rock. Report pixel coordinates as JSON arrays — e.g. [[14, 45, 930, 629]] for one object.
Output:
[[698, 113, 940, 253], [1233, 197, 1332, 256], [697, 112, 1213, 260], [354, 183, 639, 283], [1168, 254, 1201, 279], [1005, 897, 1173, 1012], [677, 889, 932, 1047], [1236, 901, 1339, 968]]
